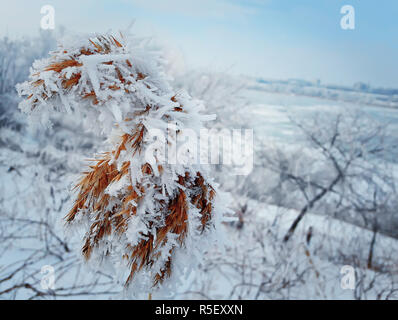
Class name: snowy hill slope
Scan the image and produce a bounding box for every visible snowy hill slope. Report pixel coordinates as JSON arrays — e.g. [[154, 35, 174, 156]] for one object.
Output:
[[175, 198, 398, 299]]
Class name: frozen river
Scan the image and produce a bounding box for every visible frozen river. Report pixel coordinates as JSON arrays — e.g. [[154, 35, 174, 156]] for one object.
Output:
[[241, 88, 398, 162]]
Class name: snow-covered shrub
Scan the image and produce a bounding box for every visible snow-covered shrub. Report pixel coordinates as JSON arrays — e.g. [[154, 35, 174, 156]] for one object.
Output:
[[0, 31, 55, 95], [250, 110, 398, 242], [177, 199, 398, 300], [0, 32, 56, 130], [0, 33, 118, 299], [16, 32, 228, 296]]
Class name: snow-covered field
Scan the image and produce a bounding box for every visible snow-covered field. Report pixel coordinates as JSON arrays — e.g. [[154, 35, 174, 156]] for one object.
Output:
[[243, 88, 398, 149]]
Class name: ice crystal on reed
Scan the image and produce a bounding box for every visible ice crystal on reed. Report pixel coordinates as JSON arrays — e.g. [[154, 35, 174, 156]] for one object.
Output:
[[16, 32, 229, 296]]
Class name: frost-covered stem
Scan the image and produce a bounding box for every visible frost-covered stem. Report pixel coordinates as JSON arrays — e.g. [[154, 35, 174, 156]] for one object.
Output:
[[367, 227, 378, 269]]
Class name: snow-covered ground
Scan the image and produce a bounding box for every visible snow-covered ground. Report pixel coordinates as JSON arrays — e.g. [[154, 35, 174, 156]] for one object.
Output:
[[175, 197, 398, 299], [248, 77, 398, 109]]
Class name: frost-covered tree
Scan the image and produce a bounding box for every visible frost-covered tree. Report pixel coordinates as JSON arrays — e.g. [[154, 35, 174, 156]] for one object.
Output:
[[16, 32, 227, 296]]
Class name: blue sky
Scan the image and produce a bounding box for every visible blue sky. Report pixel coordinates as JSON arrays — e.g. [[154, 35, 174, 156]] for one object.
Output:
[[2, 0, 398, 87]]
